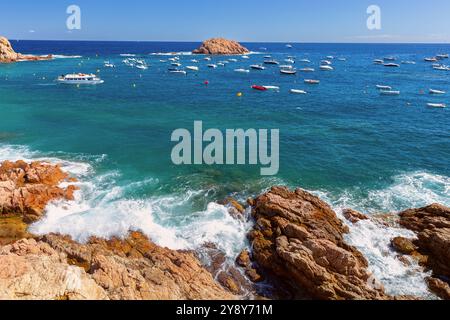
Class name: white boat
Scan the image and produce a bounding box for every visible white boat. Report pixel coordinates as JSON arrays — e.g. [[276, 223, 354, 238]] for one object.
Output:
[[299, 59, 311, 63], [280, 69, 297, 75], [320, 65, 334, 71], [401, 61, 416, 65], [285, 59, 295, 64], [436, 54, 449, 59], [286, 44, 293, 49], [250, 65, 266, 70], [304, 79, 320, 84], [207, 64, 218, 68], [186, 66, 199, 71], [263, 86, 280, 91], [326, 56, 334, 60], [430, 89, 446, 95], [136, 64, 148, 70], [321, 60, 332, 65], [104, 61, 115, 68], [384, 56, 396, 61], [373, 59, 384, 65], [380, 90, 400, 96], [169, 70, 187, 75], [204, 57, 212, 61], [57, 73, 104, 85], [279, 65, 293, 69], [290, 89, 307, 94], [427, 103, 446, 108], [376, 85, 392, 90], [337, 57, 346, 61], [191, 59, 199, 63], [234, 69, 250, 73], [384, 63, 400, 68], [228, 58, 238, 62], [264, 60, 280, 65], [171, 62, 182, 67], [433, 65, 450, 71], [425, 57, 438, 62], [264, 55, 272, 59], [242, 55, 250, 59], [300, 68, 315, 72]]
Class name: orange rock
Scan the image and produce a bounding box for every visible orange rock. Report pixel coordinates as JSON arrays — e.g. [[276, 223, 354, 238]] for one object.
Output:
[[1, 36, 53, 63], [193, 38, 250, 55]]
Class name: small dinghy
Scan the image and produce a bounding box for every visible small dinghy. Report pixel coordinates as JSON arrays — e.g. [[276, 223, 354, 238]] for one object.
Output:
[[290, 89, 307, 94], [263, 86, 280, 91], [186, 66, 199, 71], [234, 69, 250, 73], [300, 68, 315, 72], [430, 89, 446, 95], [380, 90, 400, 96], [320, 65, 334, 71], [280, 69, 297, 75], [252, 85, 267, 91], [427, 103, 446, 108], [250, 65, 266, 70], [304, 79, 320, 84], [376, 85, 392, 90], [299, 59, 311, 63]]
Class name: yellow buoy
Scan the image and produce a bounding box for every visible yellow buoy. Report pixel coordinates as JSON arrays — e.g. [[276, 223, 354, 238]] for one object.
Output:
[[237, 92, 243, 97]]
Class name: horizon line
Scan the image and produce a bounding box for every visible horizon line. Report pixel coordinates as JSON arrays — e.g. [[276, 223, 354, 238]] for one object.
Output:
[[8, 38, 450, 45]]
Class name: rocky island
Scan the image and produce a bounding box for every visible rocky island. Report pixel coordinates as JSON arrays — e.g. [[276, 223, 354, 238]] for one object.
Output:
[[0, 160, 449, 300], [0, 36, 52, 63], [192, 38, 250, 55]]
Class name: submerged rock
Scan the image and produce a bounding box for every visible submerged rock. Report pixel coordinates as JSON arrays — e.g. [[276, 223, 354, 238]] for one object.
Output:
[[0, 36, 52, 63], [248, 186, 388, 300], [193, 38, 250, 55], [343, 209, 369, 224]]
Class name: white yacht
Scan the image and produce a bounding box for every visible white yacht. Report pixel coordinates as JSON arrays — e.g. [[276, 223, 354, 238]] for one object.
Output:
[[376, 85, 392, 90], [104, 61, 115, 68], [430, 89, 446, 95], [300, 68, 315, 72], [186, 66, 199, 71], [250, 65, 266, 70], [305, 79, 320, 84], [380, 90, 400, 96], [234, 68, 250, 73], [320, 65, 334, 71], [427, 103, 446, 108], [280, 68, 297, 75], [290, 89, 307, 94], [57, 73, 104, 85]]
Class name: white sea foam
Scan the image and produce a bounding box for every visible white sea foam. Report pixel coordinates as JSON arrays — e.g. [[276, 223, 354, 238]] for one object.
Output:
[[53, 55, 83, 59]]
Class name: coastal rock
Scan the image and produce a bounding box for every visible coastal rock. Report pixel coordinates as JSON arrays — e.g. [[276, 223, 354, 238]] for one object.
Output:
[[0, 160, 78, 223], [248, 186, 388, 300], [0, 36, 52, 63], [40, 232, 237, 300], [343, 209, 369, 224], [426, 277, 450, 300], [193, 38, 250, 55], [391, 237, 417, 255], [0, 239, 108, 300], [398, 204, 450, 278]]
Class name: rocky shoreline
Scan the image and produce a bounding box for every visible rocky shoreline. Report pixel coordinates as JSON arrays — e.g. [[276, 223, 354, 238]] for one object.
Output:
[[0, 160, 449, 300], [192, 38, 250, 55], [0, 37, 52, 63]]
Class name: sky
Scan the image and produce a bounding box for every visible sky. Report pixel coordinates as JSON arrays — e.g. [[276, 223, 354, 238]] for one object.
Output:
[[1, 0, 450, 43]]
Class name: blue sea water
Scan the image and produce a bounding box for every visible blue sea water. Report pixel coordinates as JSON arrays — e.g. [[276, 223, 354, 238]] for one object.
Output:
[[0, 41, 449, 297]]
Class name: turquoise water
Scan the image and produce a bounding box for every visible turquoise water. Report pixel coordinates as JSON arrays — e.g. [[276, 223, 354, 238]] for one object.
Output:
[[0, 41, 449, 297]]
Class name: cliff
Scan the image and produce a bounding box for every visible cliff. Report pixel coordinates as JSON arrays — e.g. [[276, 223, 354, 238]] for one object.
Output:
[[0, 36, 52, 63]]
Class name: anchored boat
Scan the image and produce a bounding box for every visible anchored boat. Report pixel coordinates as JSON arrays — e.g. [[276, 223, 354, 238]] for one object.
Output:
[[57, 73, 104, 85]]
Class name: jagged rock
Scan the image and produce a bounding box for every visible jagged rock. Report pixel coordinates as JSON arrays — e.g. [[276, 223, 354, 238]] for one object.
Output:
[[0, 36, 52, 63], [343, 209, 369, 224], [0, 160, 78, 223], [193, 38, 250, 55], [40, 232, 237, 300], [0, 239, 108, 300], [426, 277, 450, 300], [391, 237, 417, 255], [236, 250, 263, 283], [248, 186, 388, 300], [220, 197, 246, 220], [398, 204, 450, 278]]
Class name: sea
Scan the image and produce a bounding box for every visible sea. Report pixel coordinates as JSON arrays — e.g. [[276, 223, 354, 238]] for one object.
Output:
[[0, 41, 449, 298]]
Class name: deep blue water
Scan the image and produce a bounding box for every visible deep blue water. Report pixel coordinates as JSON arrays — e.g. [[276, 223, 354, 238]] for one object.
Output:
[[0, 42, 449, 294]]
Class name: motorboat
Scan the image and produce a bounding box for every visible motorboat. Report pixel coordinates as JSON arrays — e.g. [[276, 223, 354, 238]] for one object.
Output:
[[217, 62, 225, 67], [191, 59, 199, 63], [436, 54, 449, 59], [279, 65, 293, 69], [384, 63, 400, 67], [373, 59, 384, 65], [234, 69, 250, 73], [427, 103, 446, 108], [280, 69, 297, 75], [384, 56, 397, 61], [264, 60, 280, 65], [321, 60, 332, 65], [186, 66, 199, 71], [300, 68, 315, 72], [136, 64, 148, 70], [228, 58, 238, 62], [326, 56, 334, 60], [57, 73, 104, 85], [207, 64, 218, 68], [401, 61, 416, 65], [430, 89, 446, 94], [242, 55, 250, 59], [380, 90, 400, 96], [250, 65, 266, 70], [204, 57, 212, 61], [263, 86, 280, 91], [169, 69, 187, 75], [285, 58, 295, 64], [104, 61, 115, 68], [376, 85, 392, 90], [425, 57, 438, 62], [264, 55, 272, 59], [290, 89, 307, 94], [171, 62, 182, 67], [320, 65, 334, 71], [304, 79, 320, 84], [299, 59, 311, 63], [252, 85, 267, 91], [433, 65, 450, 71], [286, 44, 293, 49]]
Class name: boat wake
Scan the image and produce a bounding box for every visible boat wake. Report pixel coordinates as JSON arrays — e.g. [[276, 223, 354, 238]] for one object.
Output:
[[53, 55, 83, 59]]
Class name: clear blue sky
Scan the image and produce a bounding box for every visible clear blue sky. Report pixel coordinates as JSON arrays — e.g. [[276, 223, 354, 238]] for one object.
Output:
[[1, 0, 450, 43]]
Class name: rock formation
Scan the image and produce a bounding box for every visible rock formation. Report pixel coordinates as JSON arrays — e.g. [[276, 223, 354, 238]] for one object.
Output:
[[0, 36, 52, 63], [193, 38, 250, 55], [392, 204, 450, 299], [247, 186, 388, 300]]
